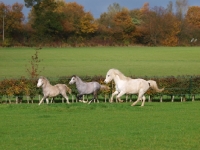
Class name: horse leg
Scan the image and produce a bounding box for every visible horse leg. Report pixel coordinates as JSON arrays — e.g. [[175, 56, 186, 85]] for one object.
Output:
[[77, 94, 82, 101], [82, 95, 88, 103], [88, 91, 98, 104], [50, 98, 54, 103], [46, 98, 49, 104], [88, 99, 93, 104], [62, 94, 70, 104], [141, 95, 146, 107], [38, 96, 47, 105], [94, 91, 99, 103], [131, 90, 145, 106], [116, 91, 125, 103], [110, 91, 119, 103]]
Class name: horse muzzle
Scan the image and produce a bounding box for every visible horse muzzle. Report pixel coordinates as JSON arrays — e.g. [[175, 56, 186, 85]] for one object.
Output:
[[104, 79, 108, 84]]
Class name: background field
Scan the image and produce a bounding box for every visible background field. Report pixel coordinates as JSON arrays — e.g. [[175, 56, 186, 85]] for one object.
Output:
[[0, 102, 200, 150], [1, 47, 200, 79]]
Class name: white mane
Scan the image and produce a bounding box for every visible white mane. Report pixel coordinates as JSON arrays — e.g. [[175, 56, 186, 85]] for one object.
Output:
[[110, 69, 132, 81], [39, 76, 50, 85]]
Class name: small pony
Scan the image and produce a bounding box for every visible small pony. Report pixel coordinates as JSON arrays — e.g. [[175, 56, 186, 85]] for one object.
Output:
[[69, 75, 109, 104], [104, 68, 164, 106], [37, 76, 71, 105]]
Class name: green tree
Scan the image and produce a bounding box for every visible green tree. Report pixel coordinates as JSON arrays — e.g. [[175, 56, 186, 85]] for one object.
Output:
[[29, 0, 64, 41]]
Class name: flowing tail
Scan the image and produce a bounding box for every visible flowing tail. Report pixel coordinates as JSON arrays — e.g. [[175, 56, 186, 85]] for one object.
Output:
[[100, 85, 110, 91], [147, 80, 164, 93], [65, 85, 72, 94]]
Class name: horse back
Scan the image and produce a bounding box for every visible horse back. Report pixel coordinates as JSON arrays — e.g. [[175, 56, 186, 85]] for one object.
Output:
[[118, 78, 149, 94], [77, 81, 100, 95], [55, 84, 71, 94]]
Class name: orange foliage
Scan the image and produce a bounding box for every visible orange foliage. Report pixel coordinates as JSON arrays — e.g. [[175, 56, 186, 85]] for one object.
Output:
[[61, 2, 85, 34], [0, 2, 24, 32], [80, 12, 98, 34], [161, 14, 181, 46], [113, 9, 136, 42], [186, 6, 200, 28]]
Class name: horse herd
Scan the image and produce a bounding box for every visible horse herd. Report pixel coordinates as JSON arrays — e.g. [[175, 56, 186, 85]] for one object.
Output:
[[37, 68, 164, 106]]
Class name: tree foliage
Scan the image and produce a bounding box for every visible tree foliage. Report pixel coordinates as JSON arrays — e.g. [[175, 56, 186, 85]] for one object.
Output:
[[186, 6, 200, 28], [0, 1, 199, 46]]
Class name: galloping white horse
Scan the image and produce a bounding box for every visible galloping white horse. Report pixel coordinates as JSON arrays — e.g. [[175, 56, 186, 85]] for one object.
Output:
[[104, 69, 164, 106]]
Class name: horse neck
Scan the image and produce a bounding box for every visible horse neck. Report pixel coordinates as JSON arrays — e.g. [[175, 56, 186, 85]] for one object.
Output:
[[42, 80, 52, 89], [75, 76, 84, 86], [113, 75, 122, 85]]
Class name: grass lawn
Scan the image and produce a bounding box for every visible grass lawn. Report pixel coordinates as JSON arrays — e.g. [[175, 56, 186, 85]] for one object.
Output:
[[1, 47, 200, 79], [0, 102, 200, 150], [1, 47, 200, 150]]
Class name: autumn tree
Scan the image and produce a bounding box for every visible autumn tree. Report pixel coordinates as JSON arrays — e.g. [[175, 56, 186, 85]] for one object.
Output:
[[0, 2, 24, 46], [80, 12, 98, 34], [112, 9, 136, 44], [97, 3, 126, 45], [140, 3, 162, 45], [184, 6, 200, 45], [186, 6, 200, 28], [160, 13, 181, 46], [140, 3, 181, 46]]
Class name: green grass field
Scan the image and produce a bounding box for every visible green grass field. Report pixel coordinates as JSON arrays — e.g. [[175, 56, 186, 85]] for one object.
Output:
[[0, 102, 200, 150], [1, 47, 200, 78], [1, 47, 200, 149]]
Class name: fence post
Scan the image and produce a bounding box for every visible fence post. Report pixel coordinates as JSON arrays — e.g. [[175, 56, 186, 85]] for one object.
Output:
[[189, 76, 193, 101], [16, 96, 18, 104], [148, 95, 151, 102], [160, 95, 163, 102], [171, 95, 174, 102]]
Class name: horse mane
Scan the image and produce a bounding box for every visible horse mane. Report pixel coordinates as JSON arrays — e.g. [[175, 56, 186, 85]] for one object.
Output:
[[111, 69, 132, 81], [39, 76, 50, 84], [73, 75, 83, 82]]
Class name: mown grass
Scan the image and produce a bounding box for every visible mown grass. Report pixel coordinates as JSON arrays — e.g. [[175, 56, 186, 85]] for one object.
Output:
[[0, 102, 200, 150], [1, 47, 200, 78]]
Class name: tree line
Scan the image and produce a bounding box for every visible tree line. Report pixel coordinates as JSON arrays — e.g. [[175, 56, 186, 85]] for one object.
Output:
[[0, 0, 199, 47]]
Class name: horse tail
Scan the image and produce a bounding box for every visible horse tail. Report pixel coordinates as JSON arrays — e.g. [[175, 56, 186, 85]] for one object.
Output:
[[64, 84, 72, 94], [100, 85, 110, 91], [147, 80, 164, 93]]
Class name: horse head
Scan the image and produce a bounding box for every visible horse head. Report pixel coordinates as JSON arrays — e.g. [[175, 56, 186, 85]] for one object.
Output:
[[37, 76, 45, 87], [104, 69, 116, 83], [69, 75, 77, 85]]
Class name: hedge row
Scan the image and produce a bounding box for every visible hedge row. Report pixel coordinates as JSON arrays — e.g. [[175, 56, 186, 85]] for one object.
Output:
[[0, 75, 200, 103]]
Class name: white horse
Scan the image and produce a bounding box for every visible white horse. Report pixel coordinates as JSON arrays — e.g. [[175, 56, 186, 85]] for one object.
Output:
[[37, 76, 71, 105], [104, 69, 164, 106]]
